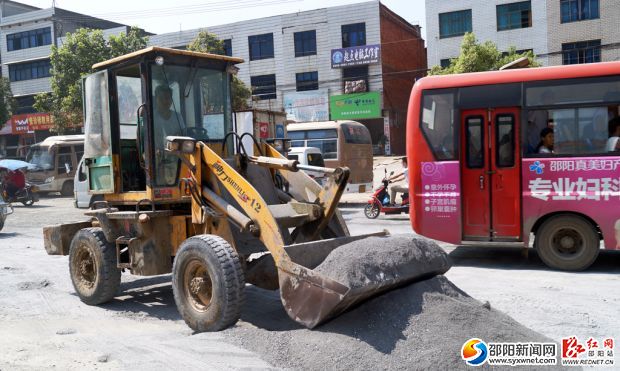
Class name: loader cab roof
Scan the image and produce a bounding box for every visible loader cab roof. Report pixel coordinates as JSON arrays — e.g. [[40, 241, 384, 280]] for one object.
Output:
[[92, 46, 244, 71]]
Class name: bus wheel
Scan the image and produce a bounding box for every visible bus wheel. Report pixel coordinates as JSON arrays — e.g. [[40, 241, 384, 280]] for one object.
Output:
[[535, 215, 599, 271], [364, 202, 380, 219]]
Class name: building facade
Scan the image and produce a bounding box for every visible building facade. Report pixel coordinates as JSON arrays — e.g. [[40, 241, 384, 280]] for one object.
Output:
[[546, 0, 620, 65], [426, 0, 620, 69], [150, 1, 427, 155], [426, 0, 549, 67], [0, 0, 126, 157]]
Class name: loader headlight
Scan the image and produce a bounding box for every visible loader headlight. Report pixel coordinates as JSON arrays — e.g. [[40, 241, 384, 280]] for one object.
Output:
[[166, 136, 196, 154]]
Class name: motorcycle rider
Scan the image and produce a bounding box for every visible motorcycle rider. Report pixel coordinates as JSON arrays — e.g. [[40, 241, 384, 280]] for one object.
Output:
[[387, 157, 408, 205], [1, 169, 26, 199]]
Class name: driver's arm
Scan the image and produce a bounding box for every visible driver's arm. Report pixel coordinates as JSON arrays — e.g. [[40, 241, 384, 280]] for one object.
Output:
[[389, 171, 404, 182]]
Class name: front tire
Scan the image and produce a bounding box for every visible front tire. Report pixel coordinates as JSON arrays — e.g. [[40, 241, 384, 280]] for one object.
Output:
[[61, 180, 74, 197], [172, 235, 245, 332], [364, 202, 380, 219], [69, 228, 121, 305], [535, 215, 599, 271]]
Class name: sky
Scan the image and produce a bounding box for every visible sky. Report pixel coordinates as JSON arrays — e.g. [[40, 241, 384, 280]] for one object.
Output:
[[13, 0, 427, 39]]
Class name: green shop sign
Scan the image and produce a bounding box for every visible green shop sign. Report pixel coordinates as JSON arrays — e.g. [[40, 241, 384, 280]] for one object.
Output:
[[330, 92, 381, 120]]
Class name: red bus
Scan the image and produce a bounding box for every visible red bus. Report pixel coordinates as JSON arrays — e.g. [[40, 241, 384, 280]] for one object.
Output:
[[407, 62, 620, 271]]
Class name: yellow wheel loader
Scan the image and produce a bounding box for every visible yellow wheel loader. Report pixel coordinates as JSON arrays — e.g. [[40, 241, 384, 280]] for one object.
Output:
[[43, 47, 449, 332]]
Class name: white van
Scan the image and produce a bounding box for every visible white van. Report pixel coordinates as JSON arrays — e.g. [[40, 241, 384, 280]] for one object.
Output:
[[26, 135, 84, 196], [73, 157, 102, 208], [287, 147, 326, 184]]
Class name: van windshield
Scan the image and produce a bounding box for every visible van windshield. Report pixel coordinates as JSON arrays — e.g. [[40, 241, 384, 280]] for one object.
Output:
[[26, 145, 54, 171]]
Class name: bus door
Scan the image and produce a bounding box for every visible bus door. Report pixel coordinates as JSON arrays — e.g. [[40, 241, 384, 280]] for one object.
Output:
[[461, 108, 521, 241]]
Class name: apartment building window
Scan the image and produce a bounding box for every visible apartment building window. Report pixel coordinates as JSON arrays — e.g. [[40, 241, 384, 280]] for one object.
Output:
[[223, 39, 232, 57], [440, 59, 452, 68], [251, 74, 276, 100], [497, 1, 532, 31], [6, 27, 52, 51], [439, 10, 472, 38], [561, 0, 599, 23], [248, 33, 274, 61], [9, 59, 52, 82], [294, 30, 316, 57], [341, 23, 366, 48], [296, 71, 318, 91], [562, 40, 601, 64]]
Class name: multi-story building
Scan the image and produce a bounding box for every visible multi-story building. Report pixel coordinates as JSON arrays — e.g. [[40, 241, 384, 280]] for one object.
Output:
[[546, 0, 620, 65], [151, 1, 427, 154], [426, 0, 549, 67], [426, 0, 620, 69], [0, 0, 127, 157]]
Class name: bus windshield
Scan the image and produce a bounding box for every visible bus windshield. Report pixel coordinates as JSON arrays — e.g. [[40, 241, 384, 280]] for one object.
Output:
[[26, 145, 54, 171], [288, 129, 338, 159]]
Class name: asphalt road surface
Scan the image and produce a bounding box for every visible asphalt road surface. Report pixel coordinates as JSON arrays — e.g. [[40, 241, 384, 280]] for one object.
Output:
[[1, 197, 618, 369]]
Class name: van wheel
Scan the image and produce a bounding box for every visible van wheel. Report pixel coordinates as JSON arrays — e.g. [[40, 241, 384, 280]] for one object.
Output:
[[61, 180, 74, 197], [172, 235, 245, 332], [69, 228, 121, 305], [534, 215, 599, 271]]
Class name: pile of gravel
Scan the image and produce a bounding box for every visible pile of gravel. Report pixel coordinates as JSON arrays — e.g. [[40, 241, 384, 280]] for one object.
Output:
[[223, 236, 563, 370], [225, 276, 561, 370], [314, 235, 451, 289]]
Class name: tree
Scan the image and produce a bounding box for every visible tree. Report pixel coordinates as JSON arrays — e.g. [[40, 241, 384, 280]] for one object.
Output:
[[0, 77, 16, 129], [429, 33, 540, 75], [187, 30, 251, 111], [34, 27, 148, 133]]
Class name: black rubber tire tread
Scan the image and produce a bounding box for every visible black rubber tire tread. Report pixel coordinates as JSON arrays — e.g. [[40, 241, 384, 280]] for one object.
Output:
[[535, 215, 599, 271], [21, 196, 35, 206], [61, 180, 74, 197], [172, 235, 245, 332], [69, 227, 121, 305]]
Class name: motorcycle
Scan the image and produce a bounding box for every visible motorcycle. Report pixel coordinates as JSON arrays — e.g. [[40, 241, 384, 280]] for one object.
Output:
[[0, 167, 39, 207], [364, 169, 409, 219]]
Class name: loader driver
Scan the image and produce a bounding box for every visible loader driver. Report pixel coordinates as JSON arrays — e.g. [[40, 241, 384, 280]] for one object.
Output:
[[388, 157, 409, 205], [153, 85, 185, 184]]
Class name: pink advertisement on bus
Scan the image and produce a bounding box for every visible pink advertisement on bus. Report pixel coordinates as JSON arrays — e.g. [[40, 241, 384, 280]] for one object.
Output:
[[522, 157, 620, 250], [420, 161, 461, 244]]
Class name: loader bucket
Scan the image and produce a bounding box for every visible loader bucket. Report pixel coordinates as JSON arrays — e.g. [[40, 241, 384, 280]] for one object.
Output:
[[277, 233, 451, 328]]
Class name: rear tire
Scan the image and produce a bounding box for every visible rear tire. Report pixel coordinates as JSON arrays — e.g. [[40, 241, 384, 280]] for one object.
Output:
[[535, 215, 599, 271], [364, 202, 380, 219], [61, 180, 74, 197], [69, 228, 121, 305], [172, 235, 245, 332], [21, 194, 35, 207]]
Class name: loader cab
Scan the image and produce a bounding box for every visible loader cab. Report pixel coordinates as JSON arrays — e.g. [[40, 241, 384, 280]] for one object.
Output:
[[82, 47, 242, 206]]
